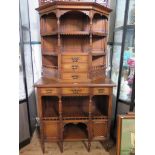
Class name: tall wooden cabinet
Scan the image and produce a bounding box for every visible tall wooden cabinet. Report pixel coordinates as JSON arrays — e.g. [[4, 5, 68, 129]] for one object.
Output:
[[35, 1, 115, 152]]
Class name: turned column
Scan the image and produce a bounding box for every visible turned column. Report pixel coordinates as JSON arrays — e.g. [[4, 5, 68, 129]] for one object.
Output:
[[89, 11, 93, 80], [57, 11, 61, 80], [58, 96, 63, 152]]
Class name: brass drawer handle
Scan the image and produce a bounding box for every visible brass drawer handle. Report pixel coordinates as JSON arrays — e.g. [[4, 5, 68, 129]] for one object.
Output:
[[71, 89, 80, 94], [98, 89, 105, 93], [44, 90, 52, 94], [72, 65, 78, 70], [72, 57, 79, 62], [72, 75, 79, 79]]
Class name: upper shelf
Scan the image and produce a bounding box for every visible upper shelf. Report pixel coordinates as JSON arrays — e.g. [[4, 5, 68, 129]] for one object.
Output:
[[40, 9, 109, 37], [41, 31, 107, 37]]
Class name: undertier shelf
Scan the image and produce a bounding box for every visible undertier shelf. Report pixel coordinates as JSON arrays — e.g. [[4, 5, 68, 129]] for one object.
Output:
[[63, 123, 88, 140], [42, 96, 109, 120], [42, 108, 107, 121], [41, 31, 107, 36]]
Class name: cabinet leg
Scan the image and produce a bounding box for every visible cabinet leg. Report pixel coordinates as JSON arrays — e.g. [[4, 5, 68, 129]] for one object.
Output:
[[40, 122, 45, 153], [88, 141, 91, 152], [57, 141, 63, 153], [41, 139, 45, 153], [59, 141, 63, 153]]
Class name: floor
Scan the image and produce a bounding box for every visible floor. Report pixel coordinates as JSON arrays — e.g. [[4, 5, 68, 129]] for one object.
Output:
[[20, 131, 116, 155]]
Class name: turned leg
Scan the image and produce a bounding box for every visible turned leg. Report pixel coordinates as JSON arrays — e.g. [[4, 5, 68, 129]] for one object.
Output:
[[88, 140, 91, 152], [40, 121, 45, 153], [58, 96, 63, 153], [88, 96, 93, 152]]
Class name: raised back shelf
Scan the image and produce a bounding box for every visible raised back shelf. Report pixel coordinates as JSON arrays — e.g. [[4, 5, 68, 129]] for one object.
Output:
[[40, 6, 109, 80]]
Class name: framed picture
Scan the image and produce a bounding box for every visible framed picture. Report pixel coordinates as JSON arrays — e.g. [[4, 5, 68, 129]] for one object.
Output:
[[116, 113, 135, 155]]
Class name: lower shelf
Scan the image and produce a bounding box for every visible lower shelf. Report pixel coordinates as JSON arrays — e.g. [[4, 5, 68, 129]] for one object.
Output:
[[42, 119, 108, 141], [63, 123, 88, 141]]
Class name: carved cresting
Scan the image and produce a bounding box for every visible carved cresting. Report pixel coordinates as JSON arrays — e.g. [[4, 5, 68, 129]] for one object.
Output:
[[39, 0, 109, 7]]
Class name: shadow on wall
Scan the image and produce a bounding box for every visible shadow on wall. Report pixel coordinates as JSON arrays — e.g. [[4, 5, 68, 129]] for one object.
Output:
[[28, 89, 37, 135]]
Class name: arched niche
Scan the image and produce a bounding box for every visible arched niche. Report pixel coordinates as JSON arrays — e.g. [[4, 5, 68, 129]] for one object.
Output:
[[92, 13, 108, 33], [41, 12, 57, 34], [60, 11, 90, 32]]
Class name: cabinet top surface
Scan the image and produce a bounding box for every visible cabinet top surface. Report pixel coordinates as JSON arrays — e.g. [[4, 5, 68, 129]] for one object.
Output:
[[34, 77, 116, 88]]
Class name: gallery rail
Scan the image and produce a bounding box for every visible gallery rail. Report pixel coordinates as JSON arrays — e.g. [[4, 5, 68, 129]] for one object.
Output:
[[38, 0, 109, 7]]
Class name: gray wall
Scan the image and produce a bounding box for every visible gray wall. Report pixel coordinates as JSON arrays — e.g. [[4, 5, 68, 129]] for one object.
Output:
[[19, 103, 30, 143], [108, 0, 116, 43]]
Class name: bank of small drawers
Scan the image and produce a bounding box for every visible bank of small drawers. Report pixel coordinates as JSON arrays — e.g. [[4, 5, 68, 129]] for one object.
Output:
[[61, 54, 89, 82], [62, 88, 89, 95]]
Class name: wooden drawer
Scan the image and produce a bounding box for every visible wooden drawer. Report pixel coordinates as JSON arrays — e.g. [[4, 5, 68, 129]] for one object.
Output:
[[61, 73, 88, 82], [62, 88, 89, 95], [93, 87, 110, 95], [43, 121, 59, 139], [93, 120, 108, 138], [62, 55, 88, 63], [40, 88, 58, 96], [62, 63, 88, 72]]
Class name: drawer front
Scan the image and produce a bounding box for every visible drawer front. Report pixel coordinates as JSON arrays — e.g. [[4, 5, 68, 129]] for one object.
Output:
[[62, 55, 88, 63], [40, 88, 58, 96], [93, 88, 110, 95], [62, 63, 88, 72], [93, 121, 108, 138], [62, 88, 89, 95], [61, 73, 88, 82]]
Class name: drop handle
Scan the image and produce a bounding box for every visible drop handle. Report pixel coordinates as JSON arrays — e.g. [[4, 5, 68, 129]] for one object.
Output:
[[45, 90, 52, 94], [72, 57, 79, 62], [98, 89, 105, 93], [72, 65, 78, 70], [72, 75, 79, 79], [71, 89, 80, 94]]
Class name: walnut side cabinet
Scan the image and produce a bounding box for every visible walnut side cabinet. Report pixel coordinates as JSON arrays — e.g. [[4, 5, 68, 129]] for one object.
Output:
[[35, 1, 115, 153]]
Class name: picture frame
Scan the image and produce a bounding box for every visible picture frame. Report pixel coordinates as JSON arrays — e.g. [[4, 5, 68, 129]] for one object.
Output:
[[116, 113, 135, 155]]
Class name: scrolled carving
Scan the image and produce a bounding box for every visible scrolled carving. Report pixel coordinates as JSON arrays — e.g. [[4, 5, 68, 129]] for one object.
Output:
[[59, 10, 90, 19]]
